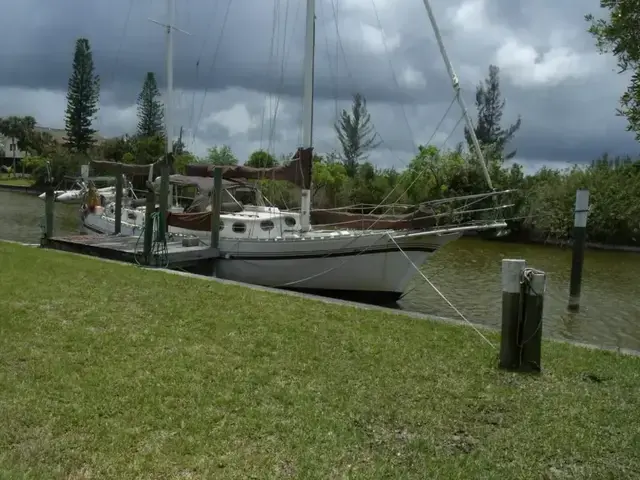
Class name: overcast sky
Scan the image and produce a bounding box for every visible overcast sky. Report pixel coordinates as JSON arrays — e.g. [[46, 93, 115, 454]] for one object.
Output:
[[0, 0, 635, 173]]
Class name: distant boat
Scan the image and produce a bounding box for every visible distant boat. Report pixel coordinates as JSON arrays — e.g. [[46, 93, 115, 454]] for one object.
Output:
[[38, 176, 121, 204]]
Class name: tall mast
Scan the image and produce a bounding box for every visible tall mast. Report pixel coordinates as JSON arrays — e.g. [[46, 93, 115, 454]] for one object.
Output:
[[299, 0, 316, 232], [165, 0, 174, 155], [149, 0, 176, 241], [420, 0, 494, 191]]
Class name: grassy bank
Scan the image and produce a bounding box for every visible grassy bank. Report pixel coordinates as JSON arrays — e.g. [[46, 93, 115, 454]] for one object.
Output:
[[0, 243, 639, 479], [0, 174, 33, 187]]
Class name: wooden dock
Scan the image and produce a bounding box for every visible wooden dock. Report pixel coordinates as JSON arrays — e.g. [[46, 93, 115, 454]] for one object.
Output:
[[43, 234, 219, 270]]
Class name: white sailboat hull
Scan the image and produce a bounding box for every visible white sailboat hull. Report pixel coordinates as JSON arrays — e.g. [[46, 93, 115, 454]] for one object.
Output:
[[82, 209, 458, 302]]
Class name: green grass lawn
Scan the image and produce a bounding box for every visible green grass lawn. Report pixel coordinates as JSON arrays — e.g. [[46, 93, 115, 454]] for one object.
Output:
[[0, 174, 33, 186], [0, 242, 639, 479]]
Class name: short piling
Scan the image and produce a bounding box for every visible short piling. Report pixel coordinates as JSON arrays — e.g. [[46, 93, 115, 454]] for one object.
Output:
[[568, 189, 589, 312], [520, 270, 546, 372], [499, 259, 526, 370]]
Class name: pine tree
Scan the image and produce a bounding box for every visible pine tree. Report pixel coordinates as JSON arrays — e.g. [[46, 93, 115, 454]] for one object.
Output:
[[464, 65, 521, 161], [136, 72, 164, 138], [334, 93, 381, 177], [64, 38, 100, 154]]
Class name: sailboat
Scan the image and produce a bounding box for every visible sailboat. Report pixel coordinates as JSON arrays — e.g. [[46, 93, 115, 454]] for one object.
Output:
[[83, 0, 509, 303], [38, 176, 120, 204]]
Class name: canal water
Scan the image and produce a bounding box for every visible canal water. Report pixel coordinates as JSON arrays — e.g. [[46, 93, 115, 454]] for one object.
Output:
[[2, 189, 639, 351]]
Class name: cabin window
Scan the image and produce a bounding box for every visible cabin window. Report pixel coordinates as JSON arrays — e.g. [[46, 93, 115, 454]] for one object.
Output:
[[260, 220, 275, 231], [232, 222, 246, 233], [284, 216, 296, 227], [127, 212, 137, 220], [219, 221, 225, 231]]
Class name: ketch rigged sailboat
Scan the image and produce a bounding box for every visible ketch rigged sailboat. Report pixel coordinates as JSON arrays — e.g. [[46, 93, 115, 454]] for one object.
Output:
[[83, 0, 510, 303]]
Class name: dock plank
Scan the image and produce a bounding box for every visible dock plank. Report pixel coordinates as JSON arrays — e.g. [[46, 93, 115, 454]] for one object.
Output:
[[44, 233, 219, 269]]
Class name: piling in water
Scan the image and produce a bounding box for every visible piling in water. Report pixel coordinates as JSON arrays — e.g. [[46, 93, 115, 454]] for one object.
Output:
[[568, 189, 589, 312], [44, 186, 55, 240]]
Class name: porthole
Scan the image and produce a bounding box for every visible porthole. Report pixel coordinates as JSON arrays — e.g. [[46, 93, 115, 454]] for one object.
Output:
[[232, 222, 246, 233], [219, 221, 224, 231], [284, 216, 296, 227], [260, 220, 275, 231]]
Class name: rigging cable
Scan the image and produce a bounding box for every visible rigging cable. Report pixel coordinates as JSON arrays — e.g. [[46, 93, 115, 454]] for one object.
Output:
[[369, 0, 418, 154], [97, 0, 135, 133], [386, 234, 497, 350], [188, 0, 220, 136], [192, 0, 234, 144]]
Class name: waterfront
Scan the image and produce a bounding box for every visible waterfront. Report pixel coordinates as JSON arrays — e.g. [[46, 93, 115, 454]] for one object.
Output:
[[2, 189, 639, 350]]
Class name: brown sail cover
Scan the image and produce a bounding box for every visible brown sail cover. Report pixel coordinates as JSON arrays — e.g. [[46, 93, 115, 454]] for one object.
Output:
[[185, 147, 313, 189], [167, 212, 212, 232], [91, 158, 165, 175], [309, 208, 437, 230], [166, 206, 437, 232]]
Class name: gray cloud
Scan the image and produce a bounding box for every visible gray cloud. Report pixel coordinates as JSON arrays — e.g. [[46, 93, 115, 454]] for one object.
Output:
[[0, 0, 637, 169]]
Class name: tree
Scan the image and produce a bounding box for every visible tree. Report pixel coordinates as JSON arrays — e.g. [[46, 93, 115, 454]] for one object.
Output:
[[136, 72, 164, 138], [204, 145, 238, 165], [586, 2, 640, 139], [64, 37, 100, 154], [464, 65, 521, 162], [311, 154, 347, 203], [0, 116, 37, 175], [246, 149, 277, 168], [334, 93, 382, 177]]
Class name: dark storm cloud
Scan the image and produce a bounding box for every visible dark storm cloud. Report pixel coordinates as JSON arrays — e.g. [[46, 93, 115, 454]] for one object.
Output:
[[0, 0, 452, 106], [2, 0, 638, 168]]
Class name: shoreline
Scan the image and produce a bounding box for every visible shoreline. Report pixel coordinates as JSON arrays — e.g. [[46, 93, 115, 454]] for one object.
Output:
[[4, 239, 637, 356], [0, 182, 43, 195], [466, 229, 640, 253]]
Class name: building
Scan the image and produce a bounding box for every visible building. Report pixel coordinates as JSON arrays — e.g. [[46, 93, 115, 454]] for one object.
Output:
[[0, 126, 107, 168]]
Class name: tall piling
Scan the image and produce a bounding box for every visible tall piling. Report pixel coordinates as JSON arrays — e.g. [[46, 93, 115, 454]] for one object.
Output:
[[568, 189, 589, 312]]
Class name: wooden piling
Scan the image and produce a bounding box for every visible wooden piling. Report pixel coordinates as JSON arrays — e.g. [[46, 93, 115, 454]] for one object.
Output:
[[568, 189, 589, 312], [210, 167, 223, 277], [143, 186, 156, 264], [157, 158, 171, 243], [44, 186, 55, 240], [520, 270, 546, 373], [114, 172, 124, 235], [499, 259, 526, 370]]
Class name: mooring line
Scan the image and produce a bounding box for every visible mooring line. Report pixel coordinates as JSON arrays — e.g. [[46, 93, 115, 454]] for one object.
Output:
[[387, 234, 497, 350]]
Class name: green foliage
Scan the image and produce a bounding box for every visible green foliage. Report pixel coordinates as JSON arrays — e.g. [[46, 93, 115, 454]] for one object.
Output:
[[203, 145, 238, 165], [311, 154, 347, 206], [23, 152, 84, 187], [64, 38, 100, 154], [586, 1, 640, 139], [335, 93, 381, 177], [173, 152, 198, 174], [464, 64, 521, 161], [98, 134, 164, 164], [246, 149, 277, 168], [136, 72, 164, 138]]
